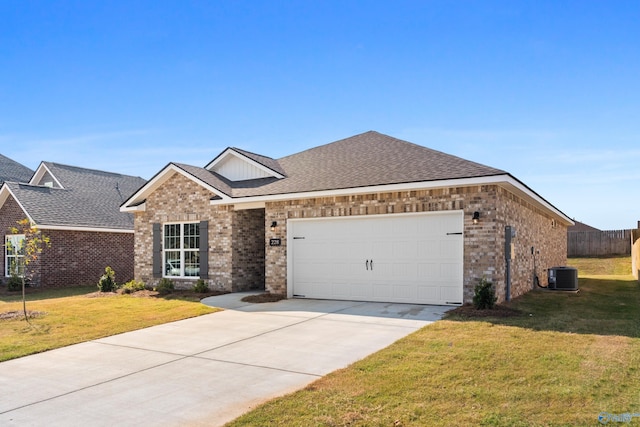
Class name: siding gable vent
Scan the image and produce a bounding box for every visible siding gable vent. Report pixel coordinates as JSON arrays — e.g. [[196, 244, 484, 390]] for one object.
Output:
[[205, 148, 285, 182]]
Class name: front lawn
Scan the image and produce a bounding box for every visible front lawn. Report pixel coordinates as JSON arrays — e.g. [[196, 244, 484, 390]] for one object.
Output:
[[227, 257, 640, 426], [0, 286, 218, 362]]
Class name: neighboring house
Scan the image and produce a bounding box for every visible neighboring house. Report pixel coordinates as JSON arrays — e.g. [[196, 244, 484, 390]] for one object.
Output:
[[0, 154, 34, 185], [0, 162, 146, 287], [568, 220, 600, 232], [121, 131, 573, 305]]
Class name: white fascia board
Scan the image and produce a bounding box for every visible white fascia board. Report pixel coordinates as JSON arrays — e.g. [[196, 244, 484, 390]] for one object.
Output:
[[206, 148, 285, 179], [210, 174, 574, 226], [29, 163, 64, 188], [496, 175, 574, 226], [0, 184, 35, 225], [36, 225, 134, 234], [120, 163, 232, 212]]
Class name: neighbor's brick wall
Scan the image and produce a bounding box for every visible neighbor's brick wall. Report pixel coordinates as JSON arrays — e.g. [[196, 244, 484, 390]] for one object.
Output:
[[134, 172, 232, 290], [1, 194, 135, 288], [39, 230, 135, 287], [265, 185, 568, 304], [0, 196, 37, 283]]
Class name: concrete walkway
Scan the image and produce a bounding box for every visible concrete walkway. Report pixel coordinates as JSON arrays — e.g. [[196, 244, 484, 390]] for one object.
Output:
[[0, 293, 449, 426]]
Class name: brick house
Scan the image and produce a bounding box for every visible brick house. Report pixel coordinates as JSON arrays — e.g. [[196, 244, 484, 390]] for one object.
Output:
[[0, 162, 146, 287], [121, 131, 572, 305]]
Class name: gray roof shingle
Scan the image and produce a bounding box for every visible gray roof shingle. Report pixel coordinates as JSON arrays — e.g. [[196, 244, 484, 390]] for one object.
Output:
[[179, 131, 507, 199], [6, 162, 146, 230], [0, 154, 34, 185]]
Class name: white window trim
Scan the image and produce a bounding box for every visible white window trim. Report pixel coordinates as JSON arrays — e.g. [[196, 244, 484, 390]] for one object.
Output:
[[5, 234, 25, 277], [162, 222, 201, 279]]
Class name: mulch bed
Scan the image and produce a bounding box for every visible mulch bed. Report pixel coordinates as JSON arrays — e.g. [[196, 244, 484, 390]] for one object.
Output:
[[446, 303, 523, 318], [84, 289, 228, 300], [0, 310, 47, 321], [241, 293, 287, 303]]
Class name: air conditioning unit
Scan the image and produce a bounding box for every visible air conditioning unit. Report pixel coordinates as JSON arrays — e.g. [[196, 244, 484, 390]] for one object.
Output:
[[547, 267, 578, 290]]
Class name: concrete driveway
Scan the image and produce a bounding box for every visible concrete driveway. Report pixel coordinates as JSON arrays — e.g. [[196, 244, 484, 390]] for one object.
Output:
[[0, 293, 448, 426]]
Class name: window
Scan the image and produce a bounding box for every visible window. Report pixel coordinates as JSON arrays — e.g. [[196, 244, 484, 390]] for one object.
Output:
[[163, 223, 200, 277], [5, 234, 25, 277]]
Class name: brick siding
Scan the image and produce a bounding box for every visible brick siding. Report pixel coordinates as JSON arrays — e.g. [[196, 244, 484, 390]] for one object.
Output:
[[133, 172, 265, 291], [265, 185, 567, 303], [134, 174, 567, 304], [1, 195, 135, 288]]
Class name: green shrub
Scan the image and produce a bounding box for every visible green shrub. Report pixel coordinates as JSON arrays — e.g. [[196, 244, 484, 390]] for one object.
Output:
[[156, 278, 174, 295], [97, 266, 117, 293], [6, 275, 23, 292], [193, 279, 209, 293], [121, 279, 146, 294], [473, 277, 497, 310]]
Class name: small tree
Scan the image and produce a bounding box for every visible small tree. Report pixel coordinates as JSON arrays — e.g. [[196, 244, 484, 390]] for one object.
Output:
[[8, 218, 51, 322]]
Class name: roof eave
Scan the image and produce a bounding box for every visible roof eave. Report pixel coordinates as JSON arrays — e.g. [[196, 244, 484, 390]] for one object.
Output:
[[120, 163, 232, 212], [211, 174, 574, 226]]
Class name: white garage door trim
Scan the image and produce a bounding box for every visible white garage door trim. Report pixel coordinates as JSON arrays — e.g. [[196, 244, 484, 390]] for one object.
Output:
[[287, 211, 464, 306]]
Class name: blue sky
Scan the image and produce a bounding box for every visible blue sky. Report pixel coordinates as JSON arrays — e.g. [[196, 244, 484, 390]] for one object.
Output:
[[1, 1, 638, 230]]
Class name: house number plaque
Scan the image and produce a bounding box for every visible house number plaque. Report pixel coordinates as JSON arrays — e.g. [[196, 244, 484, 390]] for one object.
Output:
[[269, 238, 281, 246]]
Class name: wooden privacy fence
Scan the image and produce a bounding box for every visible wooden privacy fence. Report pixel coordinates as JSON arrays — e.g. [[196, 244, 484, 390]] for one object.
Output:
[[632, 230, 640, 280], [567, 229, 632, 257]]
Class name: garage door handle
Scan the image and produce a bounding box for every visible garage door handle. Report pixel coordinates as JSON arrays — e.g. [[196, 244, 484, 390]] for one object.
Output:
[[366, 259, 369, 270], [370, 260, 373, 270]]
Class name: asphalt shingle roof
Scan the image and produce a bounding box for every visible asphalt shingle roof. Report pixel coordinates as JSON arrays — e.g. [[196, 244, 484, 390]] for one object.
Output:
[[6, 162, 146, 230], [175, 131, 507, 199], [0, 154, 34, 185]]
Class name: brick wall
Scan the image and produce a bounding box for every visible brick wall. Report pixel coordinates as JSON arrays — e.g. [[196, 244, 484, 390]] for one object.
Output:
[[39, 230, 134, 287], [1, 194, 135, 288], [265, 185, 567, 303], [133, 172, 266, 292], [0, 196, 31, 281], [232, 209, 265, 291]]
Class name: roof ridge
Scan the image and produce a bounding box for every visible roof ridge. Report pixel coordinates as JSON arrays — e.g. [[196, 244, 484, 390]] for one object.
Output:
[[43, 161, 145, 179]]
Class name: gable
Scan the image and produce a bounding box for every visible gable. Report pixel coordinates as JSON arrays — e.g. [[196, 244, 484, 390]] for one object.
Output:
[[30, 163, 64, 188], [206, 148, 285, 181], [212, 155, 275, 181]]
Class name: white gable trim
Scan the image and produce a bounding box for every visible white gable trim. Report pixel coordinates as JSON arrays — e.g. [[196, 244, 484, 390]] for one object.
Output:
[[120, 163, 232, 213], [205, 148, 285, 181], [210, 174, 574, 226], [29, 163, 64, 189]]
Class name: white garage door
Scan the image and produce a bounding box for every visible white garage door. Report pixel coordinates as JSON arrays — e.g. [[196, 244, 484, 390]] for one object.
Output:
[[288, 211, 463, 306]]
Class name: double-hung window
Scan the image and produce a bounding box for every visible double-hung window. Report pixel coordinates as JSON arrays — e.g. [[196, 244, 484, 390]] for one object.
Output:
[[163, 223, 200, 277], [5, 234, 25, 277]]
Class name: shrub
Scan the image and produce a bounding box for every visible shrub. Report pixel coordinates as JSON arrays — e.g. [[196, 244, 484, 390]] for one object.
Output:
[[6, 274, 23, 292], [193, 279, 209, 293], [121, 279, 146, 294], [156, 278, 174, 295], [97, 266, 117, 293], [473, 277, 497, 310]]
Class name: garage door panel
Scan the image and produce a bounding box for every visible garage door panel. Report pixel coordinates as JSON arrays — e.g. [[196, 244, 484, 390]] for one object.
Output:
[[391, 262, 417, 279], [291, 212, 463, 306], [373, 283, 392, 299]]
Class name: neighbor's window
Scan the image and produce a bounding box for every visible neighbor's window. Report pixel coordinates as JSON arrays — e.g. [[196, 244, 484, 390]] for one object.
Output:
[[163, 223, 200, 277], [5, 234, 25, 277]]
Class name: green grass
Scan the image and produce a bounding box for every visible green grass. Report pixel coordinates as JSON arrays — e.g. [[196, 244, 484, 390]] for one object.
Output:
[[0, 286, 218, 361], [227, 257, 640, 426]]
